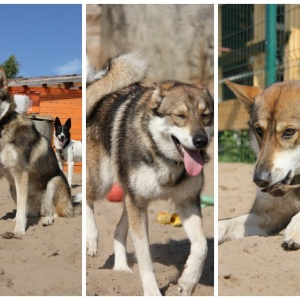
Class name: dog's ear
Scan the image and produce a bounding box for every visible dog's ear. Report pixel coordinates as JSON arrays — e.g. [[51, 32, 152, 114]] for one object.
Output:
[[65, 118, 71, 129], [54, 117, 61, 127], [149, 83, 163, 109], [192, 82, 206, 90], [224, 79, 262, 114]]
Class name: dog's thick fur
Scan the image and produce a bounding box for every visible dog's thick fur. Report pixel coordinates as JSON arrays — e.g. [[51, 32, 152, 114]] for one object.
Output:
[[219, 80, 300, 250], [86, 53, 214, 295], [54, 117, 82, 187], [0, 88, 77, 235]]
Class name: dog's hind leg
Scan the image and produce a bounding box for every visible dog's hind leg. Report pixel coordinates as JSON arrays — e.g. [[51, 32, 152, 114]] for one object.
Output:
[[13, 172, 29, 235], [177, 201, 207, 296], [113, 204, 132, 273], [86, 198, 98, 256], [125, 194, 161, 296]]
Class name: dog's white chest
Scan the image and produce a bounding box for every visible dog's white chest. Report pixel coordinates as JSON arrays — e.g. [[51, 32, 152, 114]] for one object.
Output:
[[129, 163, 202, 201]]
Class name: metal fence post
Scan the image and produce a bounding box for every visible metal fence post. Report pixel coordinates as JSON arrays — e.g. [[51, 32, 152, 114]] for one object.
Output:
[[265, 4, 277, 87]]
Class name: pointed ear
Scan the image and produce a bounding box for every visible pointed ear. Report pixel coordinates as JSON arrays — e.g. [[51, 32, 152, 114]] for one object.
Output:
[[192, 82, 205, 90], [149, 84, 163, 109], [54, 117, 61, 127], [65, 118, 71, 129], [224, 79, 262, 114]]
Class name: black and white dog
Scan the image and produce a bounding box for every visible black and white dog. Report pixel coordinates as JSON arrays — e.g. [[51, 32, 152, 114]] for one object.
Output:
[[54, 117, 82, 187]]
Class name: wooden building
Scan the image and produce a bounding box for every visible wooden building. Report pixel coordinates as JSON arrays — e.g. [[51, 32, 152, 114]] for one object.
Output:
[[8, 75, 82, 173]]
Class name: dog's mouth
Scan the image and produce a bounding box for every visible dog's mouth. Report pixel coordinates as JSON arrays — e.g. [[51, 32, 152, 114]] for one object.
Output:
[[171, 135, 204, 176], [58, 137, 66, 145], [261, 171, 294, 197]]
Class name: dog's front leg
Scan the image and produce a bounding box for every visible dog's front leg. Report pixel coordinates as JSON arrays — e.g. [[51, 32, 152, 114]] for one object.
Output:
[[86, 199, 98, 256], [283, 211, 300, 250], [125, 194, 161, 296], [55, 151, 64, 170], [68, 160, 74, 187], [14, 171, 29, 235], [218, 213, 269, 244], [177, 202, 207, 296]]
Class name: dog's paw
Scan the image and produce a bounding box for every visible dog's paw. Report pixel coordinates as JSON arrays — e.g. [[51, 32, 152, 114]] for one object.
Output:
[[86, 240, 98, 257], [177, 277, 197, 296], [13, 228, 25, 236], [113, 264, 133, 273], [283, 222, 300, 250], [42, 216, 54, 226]]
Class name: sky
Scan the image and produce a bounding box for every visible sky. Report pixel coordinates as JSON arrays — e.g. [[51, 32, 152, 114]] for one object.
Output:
[[1, 4, 82, 77]]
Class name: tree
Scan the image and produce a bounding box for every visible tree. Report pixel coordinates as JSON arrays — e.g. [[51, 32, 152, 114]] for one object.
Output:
[[1, 55, 20, 79]]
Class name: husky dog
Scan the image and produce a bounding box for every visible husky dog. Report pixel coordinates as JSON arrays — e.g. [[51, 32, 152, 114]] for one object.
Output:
[[86, 53, 214, 295], [219, 80, 300, 250], [0, 87, 80, 235], [54, 117, 82, 187]]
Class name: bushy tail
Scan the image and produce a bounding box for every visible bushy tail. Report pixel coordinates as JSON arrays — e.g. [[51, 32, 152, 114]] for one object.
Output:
[[55, 193, 82, 217], [86, 52, 149, 118]]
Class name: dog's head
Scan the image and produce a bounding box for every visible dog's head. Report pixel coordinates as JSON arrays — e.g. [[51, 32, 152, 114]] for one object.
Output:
[[54, 117, 71, 147], [225, 79, 300, 190], [149, 81, 214, 176]]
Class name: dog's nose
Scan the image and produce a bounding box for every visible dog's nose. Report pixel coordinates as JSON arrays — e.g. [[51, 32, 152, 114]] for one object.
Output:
[[193, 134, 208, 149], [253, 171, 272, 188]]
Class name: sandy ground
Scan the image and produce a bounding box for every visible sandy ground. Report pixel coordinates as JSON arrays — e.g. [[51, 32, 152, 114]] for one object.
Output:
[[0, 172, 82, 296], [86, 141, 214, 296], [218, 162, 300, 296]]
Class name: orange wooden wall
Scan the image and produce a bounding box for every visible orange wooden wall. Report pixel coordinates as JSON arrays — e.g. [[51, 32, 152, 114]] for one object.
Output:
[[9, 86, 82, 173]]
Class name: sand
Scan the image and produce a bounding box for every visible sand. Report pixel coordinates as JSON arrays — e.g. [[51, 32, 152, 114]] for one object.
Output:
[[86, 141, 214, 296], [0, 172, 82, 296], [218, 162, 300, 296]]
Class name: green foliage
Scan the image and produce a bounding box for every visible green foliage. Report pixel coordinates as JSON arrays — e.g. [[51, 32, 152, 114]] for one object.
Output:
[[219, 130, 256, 163], [1, 55, 20, 79]]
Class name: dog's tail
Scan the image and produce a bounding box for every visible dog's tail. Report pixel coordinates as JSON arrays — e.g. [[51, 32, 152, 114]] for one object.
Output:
[[86, 52, 149, 118], [55, 193, 82, 218]]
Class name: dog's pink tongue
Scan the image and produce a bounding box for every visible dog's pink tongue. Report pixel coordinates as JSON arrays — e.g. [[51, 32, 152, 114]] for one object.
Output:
[[182, 147, 203, 176]]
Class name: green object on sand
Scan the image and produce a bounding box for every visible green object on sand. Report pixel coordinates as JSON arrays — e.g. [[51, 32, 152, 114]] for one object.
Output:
[[201, 195, 214, 208]]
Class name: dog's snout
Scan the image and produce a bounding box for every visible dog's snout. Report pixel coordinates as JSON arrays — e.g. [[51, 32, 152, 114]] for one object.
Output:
[[193, 134, 208, 149], [253, 171, 272, 188]]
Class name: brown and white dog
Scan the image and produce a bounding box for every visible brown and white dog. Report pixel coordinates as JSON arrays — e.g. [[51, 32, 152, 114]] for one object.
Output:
[[219, 80, 300, 250], [86, 53, 214, 295]]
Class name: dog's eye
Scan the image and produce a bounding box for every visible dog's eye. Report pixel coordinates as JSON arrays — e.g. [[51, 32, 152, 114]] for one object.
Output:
[[284, 128, 296, 138], [174, 114, 185, 119], [255, 127, 263, 137]]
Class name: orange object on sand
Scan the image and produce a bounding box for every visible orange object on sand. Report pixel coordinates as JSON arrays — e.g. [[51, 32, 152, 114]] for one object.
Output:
[[106, 183, 124, 202]]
